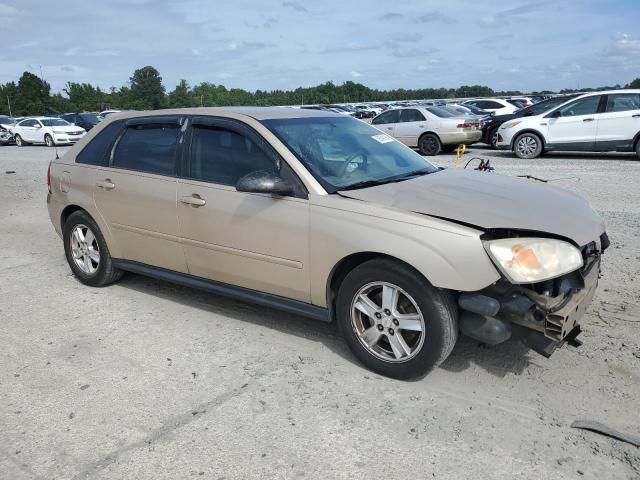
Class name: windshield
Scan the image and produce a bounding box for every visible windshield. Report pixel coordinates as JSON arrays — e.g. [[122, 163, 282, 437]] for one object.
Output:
[[80, 113, 102, 124], [425, 107, 456, 118], [41, 118, 71, 127], [0, 117, 15, 125], [262, 116, 438, 193]]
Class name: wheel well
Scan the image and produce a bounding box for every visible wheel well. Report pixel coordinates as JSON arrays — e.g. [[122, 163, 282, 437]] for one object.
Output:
[[511, 129, 546, 150], [418, 131, 441, 144], [326, 252, 428, 322], [633, 132, 640, 152], [60, 205, 86, 231]]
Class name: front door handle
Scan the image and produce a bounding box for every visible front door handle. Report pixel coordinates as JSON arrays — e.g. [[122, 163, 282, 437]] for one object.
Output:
[[583, 118, 595, 122], [96, 179, 115, 190], [181, 195, 206, 207]]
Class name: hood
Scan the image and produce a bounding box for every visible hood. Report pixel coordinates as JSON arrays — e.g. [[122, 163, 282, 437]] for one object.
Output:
[[339, 169, 605, 247], [53, 125, 85, 132]]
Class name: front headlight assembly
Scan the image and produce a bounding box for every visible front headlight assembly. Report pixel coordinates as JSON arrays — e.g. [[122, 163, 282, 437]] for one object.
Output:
[[484, 237, 583, 284]]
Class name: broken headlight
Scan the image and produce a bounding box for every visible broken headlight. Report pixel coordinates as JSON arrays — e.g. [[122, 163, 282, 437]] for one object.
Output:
[[484, 237, 583, 284]]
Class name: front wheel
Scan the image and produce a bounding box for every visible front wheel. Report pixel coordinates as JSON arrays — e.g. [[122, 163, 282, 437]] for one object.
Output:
[[15, 134, 26, 147], [336, 258, 458, 379], [489, 127, 499, 148], [418, 133, 441, 156], [45, 134, 55, 147], [514, 133, 543, 159], [635, 141, 640, 160]]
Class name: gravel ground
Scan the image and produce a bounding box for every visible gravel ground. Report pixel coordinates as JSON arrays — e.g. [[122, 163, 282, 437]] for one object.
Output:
[[1, 144, 639, 480]]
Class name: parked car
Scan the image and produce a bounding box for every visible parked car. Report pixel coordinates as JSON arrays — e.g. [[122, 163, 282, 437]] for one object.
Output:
[[462, 98, 519, 115], [10, 117, 86, 146], [0, 116, 15, 145], [47, 107, 608, 379], [371, 106, 481, 155], [496, 90, 640, 159], [99, 110, 121, 118], [508, 97, 534, 107], [482, 95, 580, 147], [61, 112, 103, 131]]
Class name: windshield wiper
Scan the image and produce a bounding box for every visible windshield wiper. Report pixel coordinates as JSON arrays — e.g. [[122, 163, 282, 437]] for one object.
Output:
[[338, 169, 434, 191]]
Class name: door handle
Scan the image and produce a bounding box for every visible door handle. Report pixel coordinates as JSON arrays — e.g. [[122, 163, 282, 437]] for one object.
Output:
[[386, 127, 393, 130], [181, 195, 206, 207], [632, 114, 640, 118], [583, 118, 595, 122], [96, 179, 115, 190]]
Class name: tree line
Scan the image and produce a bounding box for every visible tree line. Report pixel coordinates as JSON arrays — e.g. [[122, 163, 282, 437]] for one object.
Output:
[[1, 66, 638, 116]]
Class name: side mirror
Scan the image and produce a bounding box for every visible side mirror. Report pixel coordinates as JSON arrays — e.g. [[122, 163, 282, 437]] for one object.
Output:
[[236, 170, 292, 196], [34, 124, 42, 129]]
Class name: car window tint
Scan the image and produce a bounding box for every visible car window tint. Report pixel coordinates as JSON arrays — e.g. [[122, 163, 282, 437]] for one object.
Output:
[[112, 124, 180, 175], [188, 126, 276, 186], [77, 121, 124, 166], [372, 110, 399, 125], [558, 96, 601, 117], [400, 109, 425, 122], [606, 94, 640, 113]]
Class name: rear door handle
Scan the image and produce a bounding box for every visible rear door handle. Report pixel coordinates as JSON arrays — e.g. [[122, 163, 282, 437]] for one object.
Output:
[[96, 179, 115, 190], [181, 195, 206, 207], [583, 118, 595, 122]]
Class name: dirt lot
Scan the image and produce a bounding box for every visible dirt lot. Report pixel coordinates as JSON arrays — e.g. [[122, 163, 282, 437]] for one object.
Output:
[[1, 144, 639, 480]]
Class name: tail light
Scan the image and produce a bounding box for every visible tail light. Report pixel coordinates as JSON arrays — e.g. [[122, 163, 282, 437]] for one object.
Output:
[[457, 121, 480, 129], [47, 161, 52, 193]]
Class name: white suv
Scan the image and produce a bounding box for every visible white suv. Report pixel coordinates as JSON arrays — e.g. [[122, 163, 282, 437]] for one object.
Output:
[[11, 117, 86, 147], [496, 90, 640, 159]]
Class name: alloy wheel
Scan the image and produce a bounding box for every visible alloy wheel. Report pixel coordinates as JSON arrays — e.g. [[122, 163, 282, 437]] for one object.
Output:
[[70, 224, 100, 274], [350, 282, 426, 363], [516, 135, 538, 158]]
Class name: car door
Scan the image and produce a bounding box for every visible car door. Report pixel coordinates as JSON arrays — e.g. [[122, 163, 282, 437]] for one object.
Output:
[[176, 116, 311, 302], [392, 109, 427, 146], [33, 119, 46, 143], [16, 119, 37, 141], [545, 95, 603, 149], [595, 93, 640, 151], [92, 116, 187, 273], [371, 110, 401, 138]]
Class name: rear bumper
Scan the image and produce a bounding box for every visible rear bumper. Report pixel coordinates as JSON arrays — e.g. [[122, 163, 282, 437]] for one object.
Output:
[[441, 130, 482, 145]]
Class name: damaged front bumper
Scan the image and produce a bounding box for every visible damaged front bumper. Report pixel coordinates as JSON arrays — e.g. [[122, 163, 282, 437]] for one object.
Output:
[[457, 239, 604, 357]]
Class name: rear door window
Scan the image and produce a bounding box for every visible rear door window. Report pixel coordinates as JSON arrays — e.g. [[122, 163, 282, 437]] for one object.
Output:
[[112, 119, 182, 176], [400, 109, 426, 122], [605, 94, 640, 113], [371, 110, 400, 125]]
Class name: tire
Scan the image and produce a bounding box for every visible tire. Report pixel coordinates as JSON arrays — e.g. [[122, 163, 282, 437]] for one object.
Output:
[[489, 127, 499, 148], [14, 134, 26, 147], [514, 133, 543, 159], [635, 140, 640, 160], [45, 134, 55, 147], [63, 210, 124, 287], [336, 258, 458, 379], [418, 133, 441, 156]]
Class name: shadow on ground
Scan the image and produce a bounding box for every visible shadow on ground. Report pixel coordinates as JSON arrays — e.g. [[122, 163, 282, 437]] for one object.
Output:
[[116, 271, 534, 379]]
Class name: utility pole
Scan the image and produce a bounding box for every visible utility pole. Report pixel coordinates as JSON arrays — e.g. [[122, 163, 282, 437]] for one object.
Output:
[[301, 94, 304, 105], [7, 96, 12, 117]]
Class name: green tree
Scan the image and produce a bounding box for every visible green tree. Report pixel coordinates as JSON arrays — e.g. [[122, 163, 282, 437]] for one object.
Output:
[[168, 79, 193, 107], [64, 82, 107, 112], [626, 78, 640, 88], [12, 72, 51, 115], [0, 81, 18, 115], [128, 66, 165, 110]]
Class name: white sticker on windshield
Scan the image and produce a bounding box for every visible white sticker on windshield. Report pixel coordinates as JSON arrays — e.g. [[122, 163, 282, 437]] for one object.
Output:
[[371, 134, 394, 144]]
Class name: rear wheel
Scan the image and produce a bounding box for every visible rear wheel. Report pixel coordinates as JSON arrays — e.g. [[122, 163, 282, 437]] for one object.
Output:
[[514, 133, 543, 159], [336, 258, 458, 379], [418, 133, 441, 156], [45, 134, 55, 147], [63, 210, 123, 287], [489, 127, 499, 148]]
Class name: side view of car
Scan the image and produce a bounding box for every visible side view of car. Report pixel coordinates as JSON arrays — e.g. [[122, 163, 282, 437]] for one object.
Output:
[[371, 106, 481, 155], [47, 107, 607, 379], [10, 117, 86, 146], [482, 95, 579, 147], [62, 112, 103, 131], [496, 90, 640, 159]]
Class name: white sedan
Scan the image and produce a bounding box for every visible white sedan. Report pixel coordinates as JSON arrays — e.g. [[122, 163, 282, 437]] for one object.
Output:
[[10, 117, 86, 147]]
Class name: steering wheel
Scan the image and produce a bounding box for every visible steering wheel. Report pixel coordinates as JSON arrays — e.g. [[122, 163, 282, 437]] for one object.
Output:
[[337, 150, 367, 177]]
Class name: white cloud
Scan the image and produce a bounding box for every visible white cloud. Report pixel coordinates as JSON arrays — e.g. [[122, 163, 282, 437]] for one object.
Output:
[[350, 71, 362, 78], [0, 2, 18, 15]]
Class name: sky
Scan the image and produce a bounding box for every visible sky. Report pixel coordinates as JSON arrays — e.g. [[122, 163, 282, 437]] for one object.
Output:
[[1, 0, 639, 94]]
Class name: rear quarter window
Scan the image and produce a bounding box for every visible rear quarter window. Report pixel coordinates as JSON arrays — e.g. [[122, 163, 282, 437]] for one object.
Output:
[[76, 120, 124, 166], [112, 123, 181, 176]]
